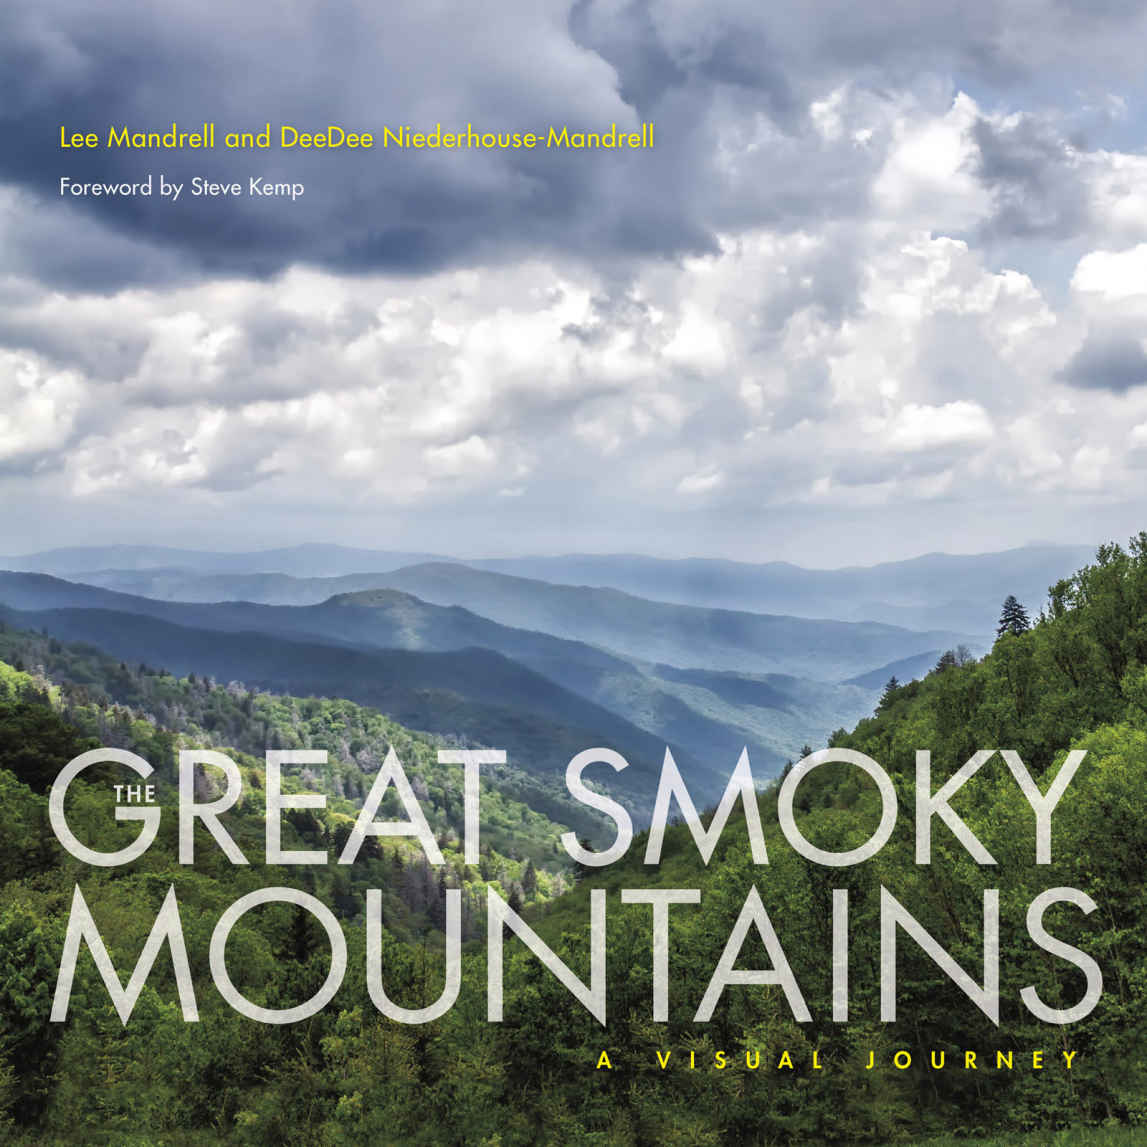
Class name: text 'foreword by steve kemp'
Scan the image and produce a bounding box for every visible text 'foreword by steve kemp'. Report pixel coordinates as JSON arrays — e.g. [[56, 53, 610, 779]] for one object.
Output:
[[58, 175, 305, 200]]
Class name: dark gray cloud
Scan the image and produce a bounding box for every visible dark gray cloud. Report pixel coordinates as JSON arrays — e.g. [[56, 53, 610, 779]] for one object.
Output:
[[575, 0, 1147, 106], [1060, 329, 1147, 392], [3, 0, 1145, 292], [972, 115, 1089, 240], [0, 1, 704, 286]]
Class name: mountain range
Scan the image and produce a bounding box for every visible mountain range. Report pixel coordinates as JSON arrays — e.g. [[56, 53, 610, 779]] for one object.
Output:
[[43, 562, 972, 679], [3, 540, 1091, 632], [0, 571, 904, 801], [0, 542, 1080, 813]]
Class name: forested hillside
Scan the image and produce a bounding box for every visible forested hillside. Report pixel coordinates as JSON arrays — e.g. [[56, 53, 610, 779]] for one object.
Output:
[[0, 599, 686, 810], [0, 536, 1145, 1144], [0, 570, 904, 807], [512, 534, 1147, 1142], [0, 621, 599, 862]]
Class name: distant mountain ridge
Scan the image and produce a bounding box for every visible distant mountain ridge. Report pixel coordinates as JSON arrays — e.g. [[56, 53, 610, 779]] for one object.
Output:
[[0, 542, 443, 577], [0, 572, 882, 797], [328, 565, 974, 680], [0, 542, 1081, 802], [0, 566, 963, 686], [0, 601, 685, 809], [5, 540, 1094, 632], [472, 544, 1096, 632]]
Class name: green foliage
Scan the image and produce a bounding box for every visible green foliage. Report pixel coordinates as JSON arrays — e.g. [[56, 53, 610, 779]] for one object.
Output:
[[0, 620, 591, 868], [4, 535, 1147, 1143], [998, 595, 1032, 639]]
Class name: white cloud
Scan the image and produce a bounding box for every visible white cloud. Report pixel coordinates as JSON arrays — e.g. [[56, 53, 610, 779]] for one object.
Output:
[[877, 401, 994, 453], [424, 434, 498, 477], [1, 201, 1140, 546], [1072, 244, 1147, 301], [0, 350, 84, 464], [872, 93, 991, 231], [677, 469, 725, 494]]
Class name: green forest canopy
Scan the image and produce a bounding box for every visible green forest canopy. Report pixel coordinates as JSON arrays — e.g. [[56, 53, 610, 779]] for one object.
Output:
[[2, 533, 1147, 1144]]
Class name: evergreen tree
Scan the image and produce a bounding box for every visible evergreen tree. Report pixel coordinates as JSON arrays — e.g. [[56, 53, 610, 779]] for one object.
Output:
[[877, 675, 900, 712], [429, 870, 448, 929], [997, 594, 1031, 637], [287, 901, 319, 964], [521, 858, 537, 899]]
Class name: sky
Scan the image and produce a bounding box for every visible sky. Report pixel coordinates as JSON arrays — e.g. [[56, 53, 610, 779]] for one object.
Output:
[[2, 0, 1147, 565]]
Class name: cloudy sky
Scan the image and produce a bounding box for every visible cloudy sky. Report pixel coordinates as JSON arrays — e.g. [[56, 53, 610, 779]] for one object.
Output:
[[2, 0, 1147, 564]]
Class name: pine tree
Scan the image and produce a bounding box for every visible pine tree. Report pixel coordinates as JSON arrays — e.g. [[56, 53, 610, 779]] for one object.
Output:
[[521, 858, 537, 899], [934, 649, 958, 673], [429, 871, 448, 929], [997, 594, 1031, 637], [877, 676, 900, 712]]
